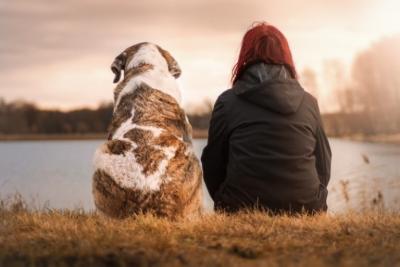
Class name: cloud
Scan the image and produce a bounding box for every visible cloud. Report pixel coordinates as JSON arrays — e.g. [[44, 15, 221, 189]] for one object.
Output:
[[0, 0, 394, 110], [0, 0, 375, 69]]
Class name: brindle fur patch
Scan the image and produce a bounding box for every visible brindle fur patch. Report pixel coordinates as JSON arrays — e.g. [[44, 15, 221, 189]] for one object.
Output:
[[108, 92, 135, 138], [106, 140, 132, 155], [156, 45, 181, 78], [93, 169, 200, 219], [130, 86, 189, 138], [93, 169, 161, 218], [113, 63, 154, 102], [109, 83, 191, 141], [124, 128, 166, 176]]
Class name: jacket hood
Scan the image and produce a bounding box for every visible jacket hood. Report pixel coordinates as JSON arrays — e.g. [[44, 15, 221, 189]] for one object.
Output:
[[232, 62, 305, 114]]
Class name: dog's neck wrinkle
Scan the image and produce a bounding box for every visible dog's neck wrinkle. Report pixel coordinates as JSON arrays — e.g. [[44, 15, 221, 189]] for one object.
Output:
[[124, 63, 153, 79], [115, 87, 182, 120], [114, 69, 182, 110], [111, 87, 186, 142]]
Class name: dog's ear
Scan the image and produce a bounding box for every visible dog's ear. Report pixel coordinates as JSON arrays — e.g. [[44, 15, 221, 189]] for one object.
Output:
[[111, 52, 127, 83], [157, 47, 182, 78]]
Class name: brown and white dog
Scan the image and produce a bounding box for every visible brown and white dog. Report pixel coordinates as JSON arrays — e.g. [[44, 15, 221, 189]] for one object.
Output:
[[92, 42, 203, 219]]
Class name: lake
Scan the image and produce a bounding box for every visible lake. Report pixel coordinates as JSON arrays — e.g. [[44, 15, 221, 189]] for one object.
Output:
[[0, 138, 399, 213]]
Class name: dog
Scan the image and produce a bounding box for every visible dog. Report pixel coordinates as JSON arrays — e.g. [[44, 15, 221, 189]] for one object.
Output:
[[92, 42, 203, 219]]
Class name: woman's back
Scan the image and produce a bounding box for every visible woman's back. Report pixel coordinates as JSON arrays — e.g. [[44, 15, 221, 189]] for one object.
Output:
[[201, 63, 331, 213], [201, 22, 331, 214]]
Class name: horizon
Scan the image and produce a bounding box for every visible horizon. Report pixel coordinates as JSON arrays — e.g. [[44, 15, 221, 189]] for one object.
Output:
[[1, 0, 400, 113]]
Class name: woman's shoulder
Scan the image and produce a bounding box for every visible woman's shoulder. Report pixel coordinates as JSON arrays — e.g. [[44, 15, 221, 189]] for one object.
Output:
[[215, 88, 237, 105], [213, 89, 240, 115], [218, 88, 234, 99], [302, 91, 320, 111]]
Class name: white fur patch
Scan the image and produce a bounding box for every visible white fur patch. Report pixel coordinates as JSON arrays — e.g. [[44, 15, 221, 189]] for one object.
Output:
[[115, 44, 182, 109], [94, 111, 171, 191], [111, 113, 135, 141], [126, 43, 168, 72], [111, 112, 164, 141], [93, 144, 176, 191]]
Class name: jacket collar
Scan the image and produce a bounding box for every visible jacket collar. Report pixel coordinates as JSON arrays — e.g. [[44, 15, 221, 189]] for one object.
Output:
[[232, 62, 305, 114]]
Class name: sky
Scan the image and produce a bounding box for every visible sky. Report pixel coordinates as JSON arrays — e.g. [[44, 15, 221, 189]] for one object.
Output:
[[1, 0, 400, 112]]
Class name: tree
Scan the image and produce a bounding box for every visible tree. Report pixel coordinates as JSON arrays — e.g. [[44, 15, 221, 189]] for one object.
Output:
[[351, 34, 400, 131], [300, 68, 319, 99]]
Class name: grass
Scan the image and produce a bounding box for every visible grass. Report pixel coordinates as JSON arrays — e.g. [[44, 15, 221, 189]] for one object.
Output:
[[1, 197, 400, 267]]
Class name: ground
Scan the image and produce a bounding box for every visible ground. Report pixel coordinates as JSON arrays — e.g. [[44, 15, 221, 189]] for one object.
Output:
[[1, 199, 399, 267]]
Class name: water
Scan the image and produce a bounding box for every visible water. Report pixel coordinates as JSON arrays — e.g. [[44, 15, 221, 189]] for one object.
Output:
[[0, 139, 399, 213]]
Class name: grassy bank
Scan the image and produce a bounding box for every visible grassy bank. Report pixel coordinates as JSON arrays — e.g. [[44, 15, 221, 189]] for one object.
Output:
[[1, 202, 399, 267]]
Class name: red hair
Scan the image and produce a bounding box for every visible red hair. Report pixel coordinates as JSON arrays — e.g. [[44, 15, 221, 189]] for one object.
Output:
[[231, 22, 297, 84]]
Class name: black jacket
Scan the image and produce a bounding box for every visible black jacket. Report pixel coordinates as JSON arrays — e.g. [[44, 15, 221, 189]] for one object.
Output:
[[201, 63, 331, 213]]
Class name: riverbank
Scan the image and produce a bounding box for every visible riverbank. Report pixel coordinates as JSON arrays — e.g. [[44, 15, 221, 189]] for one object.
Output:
[[0, 133, 108, 141], [1, 203, 399, 267], [344, 133, 400, 145], [0, 130, 209, 141], [2, 132, 400, 145]]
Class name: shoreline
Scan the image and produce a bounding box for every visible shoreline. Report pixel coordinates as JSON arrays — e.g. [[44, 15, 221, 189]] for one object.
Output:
[[339, 133, 400, 145], [1, 132, 400, 145], [0, 130, 209, 141], [0, 133, 107, 141]]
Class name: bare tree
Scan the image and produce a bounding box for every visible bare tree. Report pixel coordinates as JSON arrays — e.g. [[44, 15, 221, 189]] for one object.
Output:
[[352, 34, 400, 131], [335, 87, 355, 114], [352, 35, 400, 113], [300, 68, 319, 99], [323, 59, 354, 113]]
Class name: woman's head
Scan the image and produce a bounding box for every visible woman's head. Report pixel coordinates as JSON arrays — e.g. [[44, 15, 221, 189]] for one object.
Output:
[[231, 22, 297, 84]]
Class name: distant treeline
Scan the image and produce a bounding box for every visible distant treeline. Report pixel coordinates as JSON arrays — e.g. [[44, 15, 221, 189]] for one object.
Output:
[[1, 98, 399, 137], [0, 100, 112, 135], [0, 99, 211, 135], [303, 34, 400, 137], [322, 112, 400, 137]]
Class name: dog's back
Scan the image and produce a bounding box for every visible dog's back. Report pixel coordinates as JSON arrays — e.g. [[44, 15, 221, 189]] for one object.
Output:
[[92, 43, 202, 219]]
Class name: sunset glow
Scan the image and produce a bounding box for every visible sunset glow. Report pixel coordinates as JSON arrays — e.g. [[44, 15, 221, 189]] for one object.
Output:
[[1, 0, 399, 112]]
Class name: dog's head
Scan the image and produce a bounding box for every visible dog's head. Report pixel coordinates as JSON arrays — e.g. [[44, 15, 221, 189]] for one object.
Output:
[[111, 42, 181, 83]]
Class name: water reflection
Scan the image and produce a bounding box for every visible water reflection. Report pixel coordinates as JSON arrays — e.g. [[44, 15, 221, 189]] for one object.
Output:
[[0, 139, 399, 213]]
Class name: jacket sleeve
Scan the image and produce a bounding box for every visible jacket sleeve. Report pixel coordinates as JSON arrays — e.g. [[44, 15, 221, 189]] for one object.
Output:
[[314, 101, 332, 187], [201, 97, 229, 200]]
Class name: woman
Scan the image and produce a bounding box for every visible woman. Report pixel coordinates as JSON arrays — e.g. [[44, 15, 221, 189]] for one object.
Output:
[[201, 22, 331, 214]]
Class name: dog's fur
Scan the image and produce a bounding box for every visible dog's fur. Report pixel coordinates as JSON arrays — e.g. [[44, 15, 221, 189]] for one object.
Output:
[[92, 42, 202, 219]]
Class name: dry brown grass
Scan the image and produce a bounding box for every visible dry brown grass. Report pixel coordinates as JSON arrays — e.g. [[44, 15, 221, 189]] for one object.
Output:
[[0, 198, 400, 267]]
